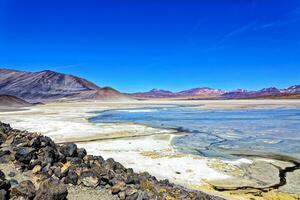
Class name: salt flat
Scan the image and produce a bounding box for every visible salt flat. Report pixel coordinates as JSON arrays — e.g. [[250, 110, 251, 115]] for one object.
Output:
[[1, 99, 300, 200]]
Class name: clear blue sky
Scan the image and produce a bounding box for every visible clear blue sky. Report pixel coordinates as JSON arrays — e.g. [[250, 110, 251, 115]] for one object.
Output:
[[0, 0, 299, 92]]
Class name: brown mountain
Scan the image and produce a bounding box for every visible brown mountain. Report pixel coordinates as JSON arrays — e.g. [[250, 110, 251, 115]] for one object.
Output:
[[67, 87, 130, 101], [0, 69, 127, 102], [0, 95, 33, 107]]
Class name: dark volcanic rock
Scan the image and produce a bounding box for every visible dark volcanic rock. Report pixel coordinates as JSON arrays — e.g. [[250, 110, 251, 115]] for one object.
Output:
[[0, 123, 11, 135], [64, 169, 78, 185], [0, 170, 5, 180], [9, 179, 19, 187], [76, 148, 87, 159], [34, 178, 67, 200], [7, 172, 15, 177], [40, 146, 59, 165], [15, 147, 35, 164], [0, 149, 11, 157], [60, 143, 77, 157], [0, 180, 10, 191]]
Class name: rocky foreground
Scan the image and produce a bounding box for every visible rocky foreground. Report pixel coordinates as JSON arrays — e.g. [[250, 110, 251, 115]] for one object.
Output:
[[0, 121, 224, 200]]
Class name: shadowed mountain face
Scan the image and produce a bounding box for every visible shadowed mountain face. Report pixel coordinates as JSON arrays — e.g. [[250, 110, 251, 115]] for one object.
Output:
[[129, 86, 300, 99], [0, 69, 127, 102], [0, 95, 33, 107]]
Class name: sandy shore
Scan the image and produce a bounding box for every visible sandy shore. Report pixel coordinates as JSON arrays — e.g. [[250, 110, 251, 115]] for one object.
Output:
[[1, 99, 300, 199]]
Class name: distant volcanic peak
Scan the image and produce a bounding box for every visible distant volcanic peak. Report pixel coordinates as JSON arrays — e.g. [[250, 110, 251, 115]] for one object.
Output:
[[148, 88, 173, 93], [288, 85, 300, 90], [259, 87, 281, 92], [231, 89, 249, 93], [286, 85, 300, 94], [129, 89, 176, 98], [177, 87, 225, 96]]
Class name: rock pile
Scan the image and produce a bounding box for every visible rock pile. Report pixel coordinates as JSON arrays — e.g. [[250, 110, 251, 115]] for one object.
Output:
[[0, 121, 224, 200]]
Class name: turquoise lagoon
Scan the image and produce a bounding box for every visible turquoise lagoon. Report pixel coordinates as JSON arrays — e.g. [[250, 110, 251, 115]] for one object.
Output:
[[90, 106, 300, 161]]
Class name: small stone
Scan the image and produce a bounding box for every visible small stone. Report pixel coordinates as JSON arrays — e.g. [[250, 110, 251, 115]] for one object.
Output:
[[69, 157, 82, 166], [136, 191, 150, 200], [39, 136, 55, 148], [0, 170, 5, 180], [28, 159, 42, 170], [118, 191, 126, 200], [41, 163, 51, 175], [42, 146, 59, 164], [125, 173, 139, 184], [0, 180, 11, 191], [64, 169, 78, 185], [10, 180, 36, 199], [15, 147, 35, 164], [9, 179, 19, 186], [60, 144, 77, 157], [125, 187, 138, 196], [32, 165, 42, 174], [111, 181, 125, 194], [78, 170, 100, 187], [104, 158, 116, 171], [29, 137, 41, 148], [34, 178, 67, 200], [126, 192, 139, 200], [76, 148, 87, 159], [8, 171, 16, 177], [54, 167, 62, 178]]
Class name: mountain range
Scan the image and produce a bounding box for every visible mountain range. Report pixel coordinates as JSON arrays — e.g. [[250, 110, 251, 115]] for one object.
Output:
[[129, 86, 300, 99], [0, 68, 299, 106], [0, 69, 128, 103]]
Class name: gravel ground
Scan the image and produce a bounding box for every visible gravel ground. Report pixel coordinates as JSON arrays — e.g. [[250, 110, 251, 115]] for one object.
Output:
[[68, 185, 118, 200]]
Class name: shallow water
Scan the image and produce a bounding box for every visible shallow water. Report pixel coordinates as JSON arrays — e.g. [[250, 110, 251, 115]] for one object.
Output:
[[90, 107, 300, 160]]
